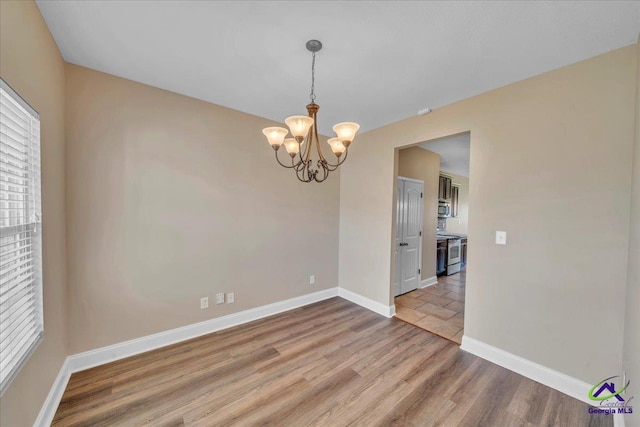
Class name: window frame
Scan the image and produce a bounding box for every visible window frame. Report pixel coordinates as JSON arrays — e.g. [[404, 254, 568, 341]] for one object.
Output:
[[0, 78, 44, 396]]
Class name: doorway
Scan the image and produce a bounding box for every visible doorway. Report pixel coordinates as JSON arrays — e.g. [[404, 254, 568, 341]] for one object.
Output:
[[392, 133, 470, 345], [394, 177, 424, 297]]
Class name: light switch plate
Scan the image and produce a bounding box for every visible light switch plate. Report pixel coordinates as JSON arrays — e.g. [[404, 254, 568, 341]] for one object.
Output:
[[309, 275, 315, 285], [226, 292, 234, 304], [200, 297, 209, 309], [496, 231, 507, 245]]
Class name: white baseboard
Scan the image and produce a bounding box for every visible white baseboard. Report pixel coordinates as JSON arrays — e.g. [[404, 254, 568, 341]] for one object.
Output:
[[419, 276, 438, 288], [461, 337, 632, 426], [461, 336, 593, 405], [33, 358, 71, 427], [337, 287, 395, 318], [34, 287, 339, 426], [66, 287, 340, 373], [34, 286, 397, 426]]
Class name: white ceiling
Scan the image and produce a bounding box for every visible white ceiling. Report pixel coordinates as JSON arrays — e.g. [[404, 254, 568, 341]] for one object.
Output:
[[419, 133, 470, 178], [36, 1, 640, 135]]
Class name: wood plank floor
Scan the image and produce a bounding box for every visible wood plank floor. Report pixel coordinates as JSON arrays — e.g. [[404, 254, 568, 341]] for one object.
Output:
[[53, 297, 611, 427], [395, 271, 466, 344]]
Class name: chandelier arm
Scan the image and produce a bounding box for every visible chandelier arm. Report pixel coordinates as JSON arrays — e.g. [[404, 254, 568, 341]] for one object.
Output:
[[303, 103, 318, 166], [298, 130, 311, 165], [296, 170, 308, 183], [275, 149, 301, 169], [314, 162, 329, 182], [324, 162, 338, 172], [313, 113, 328, 163], [294, 158, 306, 173], [304, 136, 313, 164], [294, 159, 312, 182], [322, 164, 329, 181], [296, 143, 303, 165], [296, 168, 308, 183], [304, 125, 314, 165], [323, 147, 349, 169], [301, 164, 313, 182]]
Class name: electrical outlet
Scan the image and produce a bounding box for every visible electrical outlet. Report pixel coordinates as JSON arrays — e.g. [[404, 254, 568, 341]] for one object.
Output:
[[200, 297, 209, 309], [227, 292, 234, 303], [309, 275, 315, 285], [216, 293, 225, 304], [496, 231, 507, 245]]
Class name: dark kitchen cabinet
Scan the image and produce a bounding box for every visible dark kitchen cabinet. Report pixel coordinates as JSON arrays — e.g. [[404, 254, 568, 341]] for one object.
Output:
[[439, 175, 452, 200], [451, 185, 459, 218]]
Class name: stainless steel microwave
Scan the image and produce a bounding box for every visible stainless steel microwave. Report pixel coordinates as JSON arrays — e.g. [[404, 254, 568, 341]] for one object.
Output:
[[438, 201, 451, 218]]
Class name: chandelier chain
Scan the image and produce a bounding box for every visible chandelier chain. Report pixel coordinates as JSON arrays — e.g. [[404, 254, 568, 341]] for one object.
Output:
[[310, 51, 316, 103]]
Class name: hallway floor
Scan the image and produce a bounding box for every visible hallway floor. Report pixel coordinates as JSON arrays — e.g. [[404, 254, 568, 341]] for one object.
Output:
[[394, 270, 466, 344]]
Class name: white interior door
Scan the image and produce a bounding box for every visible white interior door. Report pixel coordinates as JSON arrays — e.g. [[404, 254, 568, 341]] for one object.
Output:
[[395, 178, 424, 296], [394, 179, 403, 296]]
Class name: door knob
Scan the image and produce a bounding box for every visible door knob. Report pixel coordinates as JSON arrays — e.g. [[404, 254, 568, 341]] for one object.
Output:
[[400, 242, 408, 246]]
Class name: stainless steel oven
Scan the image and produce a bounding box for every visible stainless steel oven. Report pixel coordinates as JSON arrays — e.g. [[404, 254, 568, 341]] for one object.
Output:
[[447, 238, 461, 275]]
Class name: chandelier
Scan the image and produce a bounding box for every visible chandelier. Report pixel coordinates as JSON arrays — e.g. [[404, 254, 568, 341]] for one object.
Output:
[[261, 40, 360, 183]]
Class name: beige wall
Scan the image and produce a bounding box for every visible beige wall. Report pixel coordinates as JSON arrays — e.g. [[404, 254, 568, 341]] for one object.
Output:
[[0, 1, 68, 425], [622, 38, 640, 427], [65, 64, 340, 354], [442, 171, 469, 235], [398, 147, 440, 280], [339, 45, 636, 384]]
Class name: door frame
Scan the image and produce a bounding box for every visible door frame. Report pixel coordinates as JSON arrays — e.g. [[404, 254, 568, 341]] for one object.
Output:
[[396, 176, 424, 296]]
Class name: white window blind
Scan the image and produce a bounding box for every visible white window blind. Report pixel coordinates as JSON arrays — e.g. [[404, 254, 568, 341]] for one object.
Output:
[[0, 79, 43, 396]]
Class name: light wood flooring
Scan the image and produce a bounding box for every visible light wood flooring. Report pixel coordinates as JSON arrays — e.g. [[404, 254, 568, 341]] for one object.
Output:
[[53, 297, 611, 427], [395, 271, 466, 344]]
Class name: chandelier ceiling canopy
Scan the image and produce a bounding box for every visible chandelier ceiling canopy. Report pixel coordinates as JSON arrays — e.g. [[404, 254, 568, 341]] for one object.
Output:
[[262, 40, 359, 183]]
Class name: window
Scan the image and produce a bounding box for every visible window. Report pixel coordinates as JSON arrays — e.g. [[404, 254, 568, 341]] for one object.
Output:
[[0, 79, 43, 396]]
